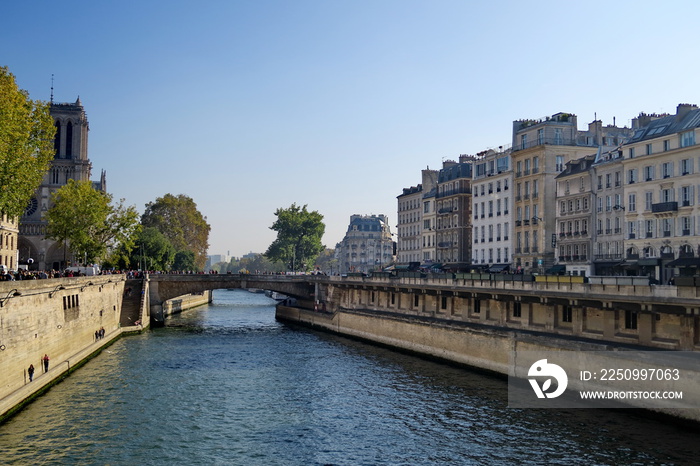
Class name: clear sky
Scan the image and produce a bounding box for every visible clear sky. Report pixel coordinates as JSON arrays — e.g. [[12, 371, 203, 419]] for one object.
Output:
[[3, 0, 699, 258]]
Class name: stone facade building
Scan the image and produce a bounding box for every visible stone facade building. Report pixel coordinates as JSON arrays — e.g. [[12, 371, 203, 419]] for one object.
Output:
[[396, 185, 423, 264], [0, 214, 18, 271], [471, 148, 513, 271], [622, 104, 700, 283], [18, 98, 106, 272], [436, 156, 474, 268], [511, 113, 631, 272], [338, 214, 394, 273]]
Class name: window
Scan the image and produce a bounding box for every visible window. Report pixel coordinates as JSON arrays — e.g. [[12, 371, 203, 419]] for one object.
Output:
[[645, 192, 653, 211], [513, 302, 522, 318], [664, 140, 670, 151], [628, 193, 636, 212], [628, 168, 638, 184], [556, 155, 564, 172], [537, 129, 544, 145], [629, 147, 635, 158], [533, 156, 539, 173], [625, 310, 638, 330], [597, 198, 603, 212], [661, 188, 673, 203], [646, 143, 652, 155], [680, 130, 696, 148], [681, 158, 693, 175], [644, 165, 654, 181], [662, 162, 673, 178], [562, 306, 573, 323], [521, 134, 527, 149], [473, 299, 481, 314], [681, 186, 693, 206], [682, 216, 692, 235], [628, 221, 637, 239], [554, 129, 563, 145]]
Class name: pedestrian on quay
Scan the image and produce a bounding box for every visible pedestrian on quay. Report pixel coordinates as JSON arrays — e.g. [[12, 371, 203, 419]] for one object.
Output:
[[99, 327, 105, 339], [42, 354, 49, 372], [95, 330, 100, 340], [28, 364, 34, 382]]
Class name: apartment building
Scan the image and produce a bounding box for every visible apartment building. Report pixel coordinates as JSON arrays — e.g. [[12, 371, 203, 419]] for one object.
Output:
[[436, 156, 473, 268], [471, 148, 513, 272], [622, 104, 700, 283], [338, 214, 394, 273], [420, 169, 438, 265], [511, 113, 631, 272], [396, 185, 423, 264], [554, 154, 596, 276]]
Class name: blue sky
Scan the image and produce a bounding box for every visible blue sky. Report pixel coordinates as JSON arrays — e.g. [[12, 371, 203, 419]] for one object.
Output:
[[3, 1, 699, 258]]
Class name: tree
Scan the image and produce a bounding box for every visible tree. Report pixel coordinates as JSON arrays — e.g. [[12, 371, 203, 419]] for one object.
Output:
[[45, 180, 140, 265], [141, 194, 210, 270], [0, 66, 55, 218], [265, 203, 325, 271], [172, 250, 196, 271], [124, 227, 175, 271]]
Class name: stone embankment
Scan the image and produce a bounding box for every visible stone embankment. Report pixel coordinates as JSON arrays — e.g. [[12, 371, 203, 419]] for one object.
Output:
[[276, 305, 700, 424], [0, 275, 208, 423]]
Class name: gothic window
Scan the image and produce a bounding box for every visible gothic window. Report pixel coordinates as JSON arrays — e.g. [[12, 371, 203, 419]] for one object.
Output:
[[66, 122, 73, 158]]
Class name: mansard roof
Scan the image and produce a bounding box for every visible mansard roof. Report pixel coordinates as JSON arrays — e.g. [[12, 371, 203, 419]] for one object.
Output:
[[627, 105, 700, 144]]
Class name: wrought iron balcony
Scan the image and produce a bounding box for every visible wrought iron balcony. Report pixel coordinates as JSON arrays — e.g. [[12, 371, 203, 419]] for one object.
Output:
[[652, 202, 678, 213]]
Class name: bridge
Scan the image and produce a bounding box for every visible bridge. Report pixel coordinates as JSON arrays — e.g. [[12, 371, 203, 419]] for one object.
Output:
[[147, 274, 323, 324]]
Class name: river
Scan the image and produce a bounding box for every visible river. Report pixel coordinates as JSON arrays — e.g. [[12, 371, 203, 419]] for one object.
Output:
[[0, 289, 698, 465]]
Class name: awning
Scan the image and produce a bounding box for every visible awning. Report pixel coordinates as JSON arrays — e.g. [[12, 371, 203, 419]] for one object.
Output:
[[638, 258, 660, 266], [545, 264, 566, 274], [488, 264, 510, 273], [666, 257, 700, 268]]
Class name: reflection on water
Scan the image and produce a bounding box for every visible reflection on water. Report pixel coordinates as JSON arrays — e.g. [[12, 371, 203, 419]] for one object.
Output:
[[0, 289, 698, 465]]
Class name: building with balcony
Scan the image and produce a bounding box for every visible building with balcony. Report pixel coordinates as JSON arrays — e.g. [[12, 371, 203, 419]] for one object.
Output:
[[555, 154, 596, 276], [420, 169, 438, 266], [511, 113, 632, 272], [471, 147, 513, 272], [436, 156, 474, 269], [18, 98, 106, 272], [591, 147, 627, 275], [339, 214, 394, 273], [396, 184, 424, 264], [621, 104, 700, 283]]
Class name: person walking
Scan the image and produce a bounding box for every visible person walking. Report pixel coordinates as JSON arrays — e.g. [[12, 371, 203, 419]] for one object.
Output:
[[28, 364, 35, 382], [42, 354, 49, 372]]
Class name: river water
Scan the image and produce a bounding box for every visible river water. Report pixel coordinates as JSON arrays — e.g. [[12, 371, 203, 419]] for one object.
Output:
[[1, 289, 698, 465]]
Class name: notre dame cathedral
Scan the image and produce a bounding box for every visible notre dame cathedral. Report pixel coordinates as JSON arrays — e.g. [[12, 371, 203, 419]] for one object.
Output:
[[18, 97, 106, 272]]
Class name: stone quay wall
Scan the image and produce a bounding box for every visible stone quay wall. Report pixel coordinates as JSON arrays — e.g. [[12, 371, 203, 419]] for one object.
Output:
[[161, 291, 212, 318], [276, 305, 700, 423], [0, 276, 133, 422]]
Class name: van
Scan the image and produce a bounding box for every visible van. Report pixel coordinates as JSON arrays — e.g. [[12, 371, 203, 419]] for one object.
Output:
[[66, 266, 101, 276]]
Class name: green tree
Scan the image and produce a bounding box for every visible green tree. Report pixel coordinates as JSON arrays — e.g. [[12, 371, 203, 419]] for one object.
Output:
[[141, 194, 210, 270], [127, 227, 175, 271], [0, 66, 55, 218], [173, 250, 196, 271], [46, 180, 140, 265], [265, 203, 325, 271]]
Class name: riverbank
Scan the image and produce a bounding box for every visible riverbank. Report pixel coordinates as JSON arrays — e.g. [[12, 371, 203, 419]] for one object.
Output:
[[275, 304, 700, 424]]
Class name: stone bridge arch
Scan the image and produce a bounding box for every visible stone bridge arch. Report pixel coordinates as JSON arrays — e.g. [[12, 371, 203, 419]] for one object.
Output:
[[148, 274, 321, 324]]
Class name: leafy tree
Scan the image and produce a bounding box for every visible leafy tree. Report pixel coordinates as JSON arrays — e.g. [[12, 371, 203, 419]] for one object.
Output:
[[0, 66, 55, 218], [141, 194, 210, 270], [265, 203, 325, 271], [45, 180, 140, 265], [173, 250, 196, 271], [126, 227, 175, 271]]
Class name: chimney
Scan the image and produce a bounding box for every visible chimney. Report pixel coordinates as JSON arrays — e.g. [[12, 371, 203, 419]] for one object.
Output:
[[676, 103, 697, 121]]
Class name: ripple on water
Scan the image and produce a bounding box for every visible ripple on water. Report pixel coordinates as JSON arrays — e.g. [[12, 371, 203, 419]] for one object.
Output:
[[1, 289, 699, 465]]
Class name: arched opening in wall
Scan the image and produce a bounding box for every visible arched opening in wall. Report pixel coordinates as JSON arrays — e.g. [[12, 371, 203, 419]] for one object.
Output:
[[65, 121, 73, 158], [54, 120, 61, 157], [17, 238, 39, 271], [46, 241, 70, 272]]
